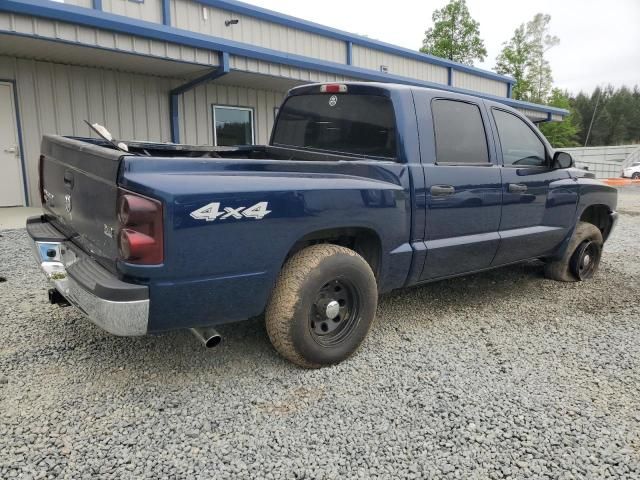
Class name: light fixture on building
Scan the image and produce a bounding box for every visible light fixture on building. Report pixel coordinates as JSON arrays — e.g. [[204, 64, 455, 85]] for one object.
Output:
[[225, 19, 239, 26], [380, 65, 389, 74]]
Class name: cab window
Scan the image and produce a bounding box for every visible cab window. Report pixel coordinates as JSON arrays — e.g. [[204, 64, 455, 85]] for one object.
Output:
[[493, 109, 547, 167], [431, 99, 489, 165]]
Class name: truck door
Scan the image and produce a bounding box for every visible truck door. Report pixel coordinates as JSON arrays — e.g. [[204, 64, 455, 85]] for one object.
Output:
[[488, 107, 578, 265], [415, 95, 502, 280]]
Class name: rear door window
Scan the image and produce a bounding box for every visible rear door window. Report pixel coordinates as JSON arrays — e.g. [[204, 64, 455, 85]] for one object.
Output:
[[271, 94, 397, 159], [431, 99, 490, 165]]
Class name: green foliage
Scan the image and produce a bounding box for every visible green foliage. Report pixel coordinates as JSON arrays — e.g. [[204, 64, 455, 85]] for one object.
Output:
[[495, 25, 532, 101], [539, 89, 580, 147], [420, 0, 487, 66], [495, 13, 558, 102], [572, 85, 640, 146]]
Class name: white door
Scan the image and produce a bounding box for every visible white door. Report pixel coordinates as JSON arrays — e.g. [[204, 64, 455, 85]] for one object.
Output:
[[0, 82, 24, 207]]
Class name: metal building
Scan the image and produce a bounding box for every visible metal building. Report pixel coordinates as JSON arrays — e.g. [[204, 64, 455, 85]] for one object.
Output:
[[0, 0, 568, 207]]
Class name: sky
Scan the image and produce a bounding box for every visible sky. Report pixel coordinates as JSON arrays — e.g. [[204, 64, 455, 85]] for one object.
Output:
[[246, 0, 640, 95]]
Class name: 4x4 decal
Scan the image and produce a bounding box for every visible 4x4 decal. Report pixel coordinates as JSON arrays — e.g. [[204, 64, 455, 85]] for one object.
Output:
[[190, 201, 271, 222]]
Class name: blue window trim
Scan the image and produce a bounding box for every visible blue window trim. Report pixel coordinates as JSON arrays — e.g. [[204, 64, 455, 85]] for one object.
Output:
[[0, 78, 29, 206], [0, 0, 566, 117], [193, 0, 515, 85]]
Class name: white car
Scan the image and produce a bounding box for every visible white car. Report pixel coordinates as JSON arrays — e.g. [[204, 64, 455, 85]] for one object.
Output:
[[622, 161, 640, 179]]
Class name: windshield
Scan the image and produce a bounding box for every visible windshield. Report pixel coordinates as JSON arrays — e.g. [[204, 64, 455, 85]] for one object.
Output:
[[271, 94, 397, 159]]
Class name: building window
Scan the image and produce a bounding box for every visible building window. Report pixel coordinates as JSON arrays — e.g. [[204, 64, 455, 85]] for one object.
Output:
[[212, 106, 254, 146]]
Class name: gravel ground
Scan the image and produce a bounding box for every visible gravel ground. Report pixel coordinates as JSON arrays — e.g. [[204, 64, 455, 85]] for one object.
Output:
[[1, 187, 639, 480]]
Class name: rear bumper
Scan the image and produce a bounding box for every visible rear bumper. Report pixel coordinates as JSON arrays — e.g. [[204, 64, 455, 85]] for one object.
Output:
[[27, 216, 149, 336]]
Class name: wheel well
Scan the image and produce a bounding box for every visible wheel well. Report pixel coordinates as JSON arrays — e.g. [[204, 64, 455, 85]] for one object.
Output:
[[580, 204, 613, 241], [286, 228, 382, 278]]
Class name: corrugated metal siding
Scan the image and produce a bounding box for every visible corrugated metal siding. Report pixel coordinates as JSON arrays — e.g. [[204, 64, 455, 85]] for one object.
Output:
[[178, 82, 285, 145], [102, 0, 164, 24], [230, 56, 356, 84], [0, 56, 174, 205], [453, 70, 507, 97], [516, 108, 547, 122], [172, 0, 346, 64], [352, 45, 448, 85], [0, 13, 220, 67]]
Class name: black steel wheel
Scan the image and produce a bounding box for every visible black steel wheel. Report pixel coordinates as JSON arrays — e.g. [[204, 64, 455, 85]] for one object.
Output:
[[545, 221, 604, 282], [310, 279, 361, 346], [265, 244, 378, 368], [569, 240, 601, 280]]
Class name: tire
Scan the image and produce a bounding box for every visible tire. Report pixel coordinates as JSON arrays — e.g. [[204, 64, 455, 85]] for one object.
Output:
[[544, 221, 603, 282], [265, 244, 378, 368], [632, 172, 640, 180]]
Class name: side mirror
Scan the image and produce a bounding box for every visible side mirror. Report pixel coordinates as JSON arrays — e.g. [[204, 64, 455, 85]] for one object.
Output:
[[553, 151, 574, 169]]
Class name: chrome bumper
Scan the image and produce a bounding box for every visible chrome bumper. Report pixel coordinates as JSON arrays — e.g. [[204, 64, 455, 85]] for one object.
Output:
[[32, 238, 149, 336]]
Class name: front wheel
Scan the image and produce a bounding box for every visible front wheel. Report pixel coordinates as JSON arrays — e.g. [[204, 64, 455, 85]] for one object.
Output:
[[265, 244, 378, 368], [544, 221, 604, 282], [632, 172, 640, 180]]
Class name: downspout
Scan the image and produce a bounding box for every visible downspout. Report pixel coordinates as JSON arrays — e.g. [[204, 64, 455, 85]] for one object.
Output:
[[170, 51, 230, 144]]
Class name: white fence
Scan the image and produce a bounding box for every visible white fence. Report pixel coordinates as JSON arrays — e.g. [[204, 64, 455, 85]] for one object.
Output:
[[563, 145, 640, 179]]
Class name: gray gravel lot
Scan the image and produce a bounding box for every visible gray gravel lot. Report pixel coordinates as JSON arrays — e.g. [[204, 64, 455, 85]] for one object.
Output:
[[1, 187, 639, 479]]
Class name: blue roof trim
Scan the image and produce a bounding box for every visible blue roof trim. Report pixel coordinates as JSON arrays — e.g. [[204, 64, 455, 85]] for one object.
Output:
[[195, 0, 516, 85], [0, 0, 566, 116]]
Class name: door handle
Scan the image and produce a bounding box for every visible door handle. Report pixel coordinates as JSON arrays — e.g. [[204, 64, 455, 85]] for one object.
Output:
[[508, 183, 528, 193], [430, 185, 455, 196]]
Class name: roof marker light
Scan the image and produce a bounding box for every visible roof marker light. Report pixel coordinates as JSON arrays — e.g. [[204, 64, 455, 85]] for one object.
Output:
[[320, 84, 348, 93]]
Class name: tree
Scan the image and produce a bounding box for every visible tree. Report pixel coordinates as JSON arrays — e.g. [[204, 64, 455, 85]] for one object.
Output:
[[525, 14, 559, 103], [495, 24, 532, 101], [420, 0, 487, 66], [495, 13, 558, 102], [539, 89, 580, 147], [570, 85, 640, 146]]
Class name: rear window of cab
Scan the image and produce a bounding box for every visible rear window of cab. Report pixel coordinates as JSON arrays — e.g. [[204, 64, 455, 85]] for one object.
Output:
[[271, 94, 397, 159]]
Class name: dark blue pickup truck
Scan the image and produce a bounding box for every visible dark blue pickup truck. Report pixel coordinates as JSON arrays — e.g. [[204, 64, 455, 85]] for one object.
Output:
[[29, 82, 618, 368]]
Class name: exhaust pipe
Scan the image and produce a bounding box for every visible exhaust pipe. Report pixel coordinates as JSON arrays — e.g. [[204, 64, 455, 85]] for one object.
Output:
[[190, 327, 222, 348]]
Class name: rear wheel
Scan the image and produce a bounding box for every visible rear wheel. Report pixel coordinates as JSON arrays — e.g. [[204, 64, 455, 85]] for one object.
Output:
[[632, 172, 640, 180], [544, 221, 603, 282], [265, 244, 378, 368]]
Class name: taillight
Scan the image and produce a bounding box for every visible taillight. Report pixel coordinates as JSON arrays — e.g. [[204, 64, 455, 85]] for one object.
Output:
[[117, 189, 163, 265], [320, 84, 348, 93], [38, 155, 45, 205]]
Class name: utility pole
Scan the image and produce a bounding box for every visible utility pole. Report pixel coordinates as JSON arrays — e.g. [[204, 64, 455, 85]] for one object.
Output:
[[584, 87, 602, 147]]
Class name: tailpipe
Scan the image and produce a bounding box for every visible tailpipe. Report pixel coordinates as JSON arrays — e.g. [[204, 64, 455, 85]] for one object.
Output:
[[190, 327, 222, 348]]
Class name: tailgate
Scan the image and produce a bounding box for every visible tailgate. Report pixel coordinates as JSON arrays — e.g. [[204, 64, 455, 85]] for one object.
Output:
[[40, 135, 124, 271]]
